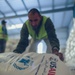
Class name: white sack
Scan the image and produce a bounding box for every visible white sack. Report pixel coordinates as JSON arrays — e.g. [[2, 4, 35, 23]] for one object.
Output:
[[0, 52, 72, 75]]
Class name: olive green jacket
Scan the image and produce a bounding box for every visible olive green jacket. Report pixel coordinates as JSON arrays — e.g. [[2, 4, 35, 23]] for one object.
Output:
[[13, 16, 60, 53], [0, 25, 8, 41]]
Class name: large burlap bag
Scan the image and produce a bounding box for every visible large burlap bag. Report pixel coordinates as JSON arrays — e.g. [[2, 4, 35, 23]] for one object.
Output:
[[0, 52, 72, 75]]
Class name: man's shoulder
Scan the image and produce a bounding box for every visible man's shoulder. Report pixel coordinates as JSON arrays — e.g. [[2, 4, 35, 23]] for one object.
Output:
[[25, 19, 29, 25]]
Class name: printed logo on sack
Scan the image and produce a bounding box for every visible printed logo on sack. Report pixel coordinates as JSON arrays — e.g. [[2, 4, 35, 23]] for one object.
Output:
[[47, 57, 58, 75], [13, 56, 33, 70], [42, 56, 58, 75]]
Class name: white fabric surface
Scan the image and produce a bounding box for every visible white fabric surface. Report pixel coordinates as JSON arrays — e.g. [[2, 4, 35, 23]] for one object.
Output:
[[0, 52, 72, 75]]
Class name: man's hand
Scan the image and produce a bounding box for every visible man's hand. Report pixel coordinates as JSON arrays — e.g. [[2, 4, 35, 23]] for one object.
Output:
[[52, 49, 59, 55]]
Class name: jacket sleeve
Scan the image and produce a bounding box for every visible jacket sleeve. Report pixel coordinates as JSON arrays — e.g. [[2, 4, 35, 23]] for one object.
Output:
[[45, 18, 60, 51], [13, 23, 29, 53]]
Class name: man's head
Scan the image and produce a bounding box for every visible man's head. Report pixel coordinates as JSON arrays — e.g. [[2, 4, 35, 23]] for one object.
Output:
[[1, 20, 7, 25], [28, 8, 42, 28]]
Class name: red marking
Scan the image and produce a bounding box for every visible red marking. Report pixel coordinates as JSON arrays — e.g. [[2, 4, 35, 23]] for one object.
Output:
[[48, 68, 56, 75]]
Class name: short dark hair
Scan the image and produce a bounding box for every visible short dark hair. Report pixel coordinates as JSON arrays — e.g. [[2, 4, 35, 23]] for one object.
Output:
[[28, 8, 41, 16], [1, 20, 6, 24]]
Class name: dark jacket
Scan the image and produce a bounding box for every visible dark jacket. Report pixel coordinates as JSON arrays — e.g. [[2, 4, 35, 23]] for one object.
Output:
[[13, 17, 60, 53]]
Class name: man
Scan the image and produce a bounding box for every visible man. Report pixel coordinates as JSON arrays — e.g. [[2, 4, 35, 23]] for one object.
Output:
[[0, 20, 8, 53], [13, 8, 60, 54]]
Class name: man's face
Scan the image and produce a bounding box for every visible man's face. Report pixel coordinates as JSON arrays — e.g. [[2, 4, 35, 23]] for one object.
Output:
[[28, 12, 41, 28]]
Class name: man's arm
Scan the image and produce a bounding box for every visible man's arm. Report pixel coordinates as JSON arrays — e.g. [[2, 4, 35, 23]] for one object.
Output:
[[45, 18, 60, 54], [13, 23, 29, 53]]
